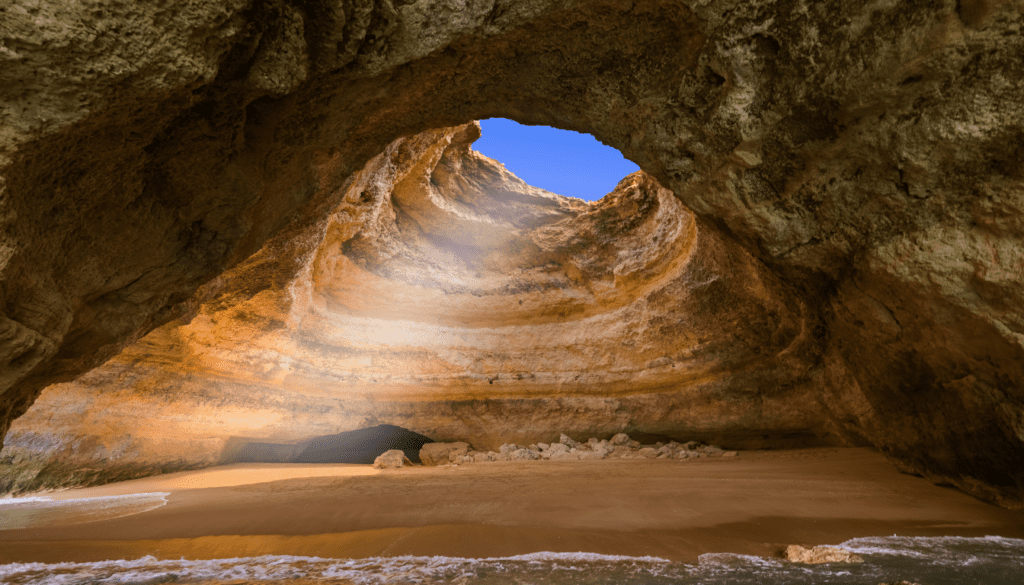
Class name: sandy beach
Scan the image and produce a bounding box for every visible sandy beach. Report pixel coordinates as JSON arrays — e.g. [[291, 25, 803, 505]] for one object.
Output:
[[2, 447, 1022, 565]]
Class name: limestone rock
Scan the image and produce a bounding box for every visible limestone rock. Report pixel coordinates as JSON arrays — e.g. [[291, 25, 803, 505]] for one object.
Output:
[[784, 545, 864, 564], [372, 450, 412, 470], [419, 442, 469, 467]]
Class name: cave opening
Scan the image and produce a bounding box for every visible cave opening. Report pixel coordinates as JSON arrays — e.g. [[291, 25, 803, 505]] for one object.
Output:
[[471, 118, 641, 202]]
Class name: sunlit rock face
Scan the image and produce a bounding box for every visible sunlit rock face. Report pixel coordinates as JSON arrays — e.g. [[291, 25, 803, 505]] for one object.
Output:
[[1, 124, 840, 492], [0, 0, 1021, 507]]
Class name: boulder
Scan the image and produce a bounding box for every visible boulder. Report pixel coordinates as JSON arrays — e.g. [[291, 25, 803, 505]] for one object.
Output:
[[784, 545, 864, 564], [419, 442, 469, 466], [372, 450, 413, 469]]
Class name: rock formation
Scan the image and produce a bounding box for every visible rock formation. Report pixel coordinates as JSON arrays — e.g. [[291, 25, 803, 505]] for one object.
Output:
[[0, 0, 1021, 508], [2, 125, 832, 492]]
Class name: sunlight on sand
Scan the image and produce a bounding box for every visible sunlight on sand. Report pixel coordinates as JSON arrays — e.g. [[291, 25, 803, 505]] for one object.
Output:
[[135, 463, 380, 491], [36, 463, 381, 500]]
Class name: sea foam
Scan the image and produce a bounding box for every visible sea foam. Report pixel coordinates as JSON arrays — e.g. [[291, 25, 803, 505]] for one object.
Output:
[[0, 492, 169, 530], [2, 537, 1023, 584]]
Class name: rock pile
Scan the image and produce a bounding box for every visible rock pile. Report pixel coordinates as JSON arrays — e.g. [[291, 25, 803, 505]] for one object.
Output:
[[428, 434, 738, 466], [419, 442, 470, 466]]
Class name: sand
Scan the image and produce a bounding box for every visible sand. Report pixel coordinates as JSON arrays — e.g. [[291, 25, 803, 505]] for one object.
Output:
[[1, 447, 1022, 564]]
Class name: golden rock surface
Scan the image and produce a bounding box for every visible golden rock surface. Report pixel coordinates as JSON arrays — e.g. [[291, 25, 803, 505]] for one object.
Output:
[[3, 125, 837, 491]]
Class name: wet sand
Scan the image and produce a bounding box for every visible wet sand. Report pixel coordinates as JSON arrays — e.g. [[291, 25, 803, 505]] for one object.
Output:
[[2, 447, 1022, 564]]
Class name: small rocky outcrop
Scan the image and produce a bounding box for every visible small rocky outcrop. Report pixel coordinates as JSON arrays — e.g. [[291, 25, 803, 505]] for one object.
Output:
[[784, 545, 864, 564], [372, 450, 413, 470]]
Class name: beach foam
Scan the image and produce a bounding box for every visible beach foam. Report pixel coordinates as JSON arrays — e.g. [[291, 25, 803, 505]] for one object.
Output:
[[2, 538, 1023, 584], [0, 492, 169, 530]]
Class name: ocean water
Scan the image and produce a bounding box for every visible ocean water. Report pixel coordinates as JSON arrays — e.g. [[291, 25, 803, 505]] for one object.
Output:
[[1, 536, 1022, 585], [0, 493, 169, 530]]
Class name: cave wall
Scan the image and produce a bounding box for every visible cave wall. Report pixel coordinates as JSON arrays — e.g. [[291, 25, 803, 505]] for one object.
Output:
[[2, 124, 846, 492], [1, 0, 1022, 508]]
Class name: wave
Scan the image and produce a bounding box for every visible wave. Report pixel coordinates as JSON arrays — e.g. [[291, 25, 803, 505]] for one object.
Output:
[[2, 536, 1022, 584], [0, 496, 55, 505], [0, 552, 677, 585], [0, 492, 169, 530], [841, 534, 1024, 567]]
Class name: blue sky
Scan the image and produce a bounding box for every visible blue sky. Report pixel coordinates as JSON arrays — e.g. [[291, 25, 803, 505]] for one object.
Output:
[[472, 118, 640, 202]]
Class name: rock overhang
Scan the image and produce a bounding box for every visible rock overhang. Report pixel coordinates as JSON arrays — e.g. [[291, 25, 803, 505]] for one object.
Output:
[[0, 0, 1020, 509]]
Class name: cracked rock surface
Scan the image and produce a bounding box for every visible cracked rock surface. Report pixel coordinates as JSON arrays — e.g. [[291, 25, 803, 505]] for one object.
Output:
[[0, 0, 1022, 508]]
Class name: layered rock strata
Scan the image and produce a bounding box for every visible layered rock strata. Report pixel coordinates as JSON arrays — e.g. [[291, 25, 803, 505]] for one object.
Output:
[[0, 0, 1022, 507], [2, 125, 835, 493]]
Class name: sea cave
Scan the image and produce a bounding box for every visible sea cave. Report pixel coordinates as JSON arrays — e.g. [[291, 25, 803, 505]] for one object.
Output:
[[0, 1, 1023, 583]]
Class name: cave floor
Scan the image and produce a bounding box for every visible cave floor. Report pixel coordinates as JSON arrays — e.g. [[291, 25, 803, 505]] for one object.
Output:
[[1, 447, 1022, 564]]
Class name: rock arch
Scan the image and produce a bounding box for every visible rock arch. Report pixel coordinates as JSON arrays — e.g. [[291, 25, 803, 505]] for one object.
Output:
[[0, 0, 1021, 508]]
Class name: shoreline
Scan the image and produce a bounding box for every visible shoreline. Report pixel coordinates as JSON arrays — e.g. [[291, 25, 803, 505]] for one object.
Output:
[[2, 448, 1022, 565]]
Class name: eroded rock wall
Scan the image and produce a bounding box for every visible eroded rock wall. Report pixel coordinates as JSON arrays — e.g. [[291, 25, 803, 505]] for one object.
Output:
[[1, 0, 1022, 507], [2, 124, 842, 492]]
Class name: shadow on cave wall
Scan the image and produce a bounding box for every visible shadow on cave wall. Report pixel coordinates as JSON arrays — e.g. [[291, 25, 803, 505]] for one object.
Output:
[[221, 424, 434, 465]]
